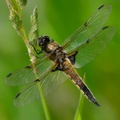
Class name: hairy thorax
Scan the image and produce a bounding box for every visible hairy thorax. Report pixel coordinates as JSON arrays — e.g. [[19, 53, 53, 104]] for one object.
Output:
[[46, 41, 67, 63]]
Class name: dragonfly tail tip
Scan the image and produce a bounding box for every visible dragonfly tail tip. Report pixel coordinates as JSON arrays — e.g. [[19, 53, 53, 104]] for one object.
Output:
[[93, 100, 101, 107]]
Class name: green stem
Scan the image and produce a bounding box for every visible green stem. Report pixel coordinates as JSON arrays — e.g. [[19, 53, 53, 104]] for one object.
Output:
[[6, 0, 51, 119], [74, 93, 83, 120], [21, 25, 51, 120], [74, 74, 85, 120], [38, 84, 51, 120]]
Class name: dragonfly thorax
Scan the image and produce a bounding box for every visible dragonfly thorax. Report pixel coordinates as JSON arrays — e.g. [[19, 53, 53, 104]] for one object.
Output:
[[47, 43, 67, 63], [38, 36, 67, 63]]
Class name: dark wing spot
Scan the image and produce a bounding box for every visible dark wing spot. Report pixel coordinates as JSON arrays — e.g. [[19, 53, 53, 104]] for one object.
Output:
[[86, 38, 90, 44], [84, 21, 88, 27], [102, 26, 109, 30], [15, 93, 20, 98], [7, 73, 12, 77], [34, 79, 40, 82], [68, 51, 78, 65], [24, 65, 32, 69], [98, 4, 104, 10]]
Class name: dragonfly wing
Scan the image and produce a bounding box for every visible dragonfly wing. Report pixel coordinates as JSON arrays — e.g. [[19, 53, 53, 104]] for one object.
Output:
[[62, 4, 112, 53], [14, 82, 40, 107], [5, 56, 54, 86], [72, 26, 116, 68], [14, 71, 68, 107], [40, 71, 68, 96]]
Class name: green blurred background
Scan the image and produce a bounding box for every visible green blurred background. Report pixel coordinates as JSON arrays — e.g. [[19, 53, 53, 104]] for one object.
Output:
[[0, 0, 120, 120]]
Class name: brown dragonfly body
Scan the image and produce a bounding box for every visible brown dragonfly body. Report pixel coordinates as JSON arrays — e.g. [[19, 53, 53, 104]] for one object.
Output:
[[38, 36, 100, 106]]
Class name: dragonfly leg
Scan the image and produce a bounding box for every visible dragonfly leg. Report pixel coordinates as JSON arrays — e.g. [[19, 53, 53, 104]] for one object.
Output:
[[29, 41, 42, 54]]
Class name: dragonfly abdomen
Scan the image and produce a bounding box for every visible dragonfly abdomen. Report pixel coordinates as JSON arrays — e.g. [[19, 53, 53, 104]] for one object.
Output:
[[63, 59, 100, 107]]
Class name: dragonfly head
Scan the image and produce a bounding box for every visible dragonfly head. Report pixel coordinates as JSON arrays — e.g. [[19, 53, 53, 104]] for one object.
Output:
[[38, 36, 50, 50]]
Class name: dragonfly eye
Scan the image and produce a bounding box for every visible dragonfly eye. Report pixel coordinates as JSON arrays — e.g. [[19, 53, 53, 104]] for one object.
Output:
[[38, 36, 50, 50]]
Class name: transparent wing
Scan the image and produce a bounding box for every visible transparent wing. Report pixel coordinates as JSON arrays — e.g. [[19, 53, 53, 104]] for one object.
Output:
[[14, 71, 68, 107], [62, 4, 112, 53], [5, 56, 54, 86], [40, 71, 68, 96], [14, 82, 40, 107], [71, 26, 116, 68]]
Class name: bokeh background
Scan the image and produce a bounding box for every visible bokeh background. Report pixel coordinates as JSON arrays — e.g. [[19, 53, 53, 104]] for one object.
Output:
[[0, 0, 120, 120]]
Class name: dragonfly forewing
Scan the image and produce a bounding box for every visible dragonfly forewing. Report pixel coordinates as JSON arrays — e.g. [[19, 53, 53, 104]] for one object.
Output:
[[62, 4, 112, 53], [72, 26, 116, 68], [5, 56, 54, 86]]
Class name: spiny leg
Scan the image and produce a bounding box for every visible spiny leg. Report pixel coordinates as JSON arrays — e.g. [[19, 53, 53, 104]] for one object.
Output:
[[29, 41, 42, 55]]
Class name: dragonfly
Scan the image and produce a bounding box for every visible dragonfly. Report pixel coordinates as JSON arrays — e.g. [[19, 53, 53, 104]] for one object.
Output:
[[5, 4, 115, 107]]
